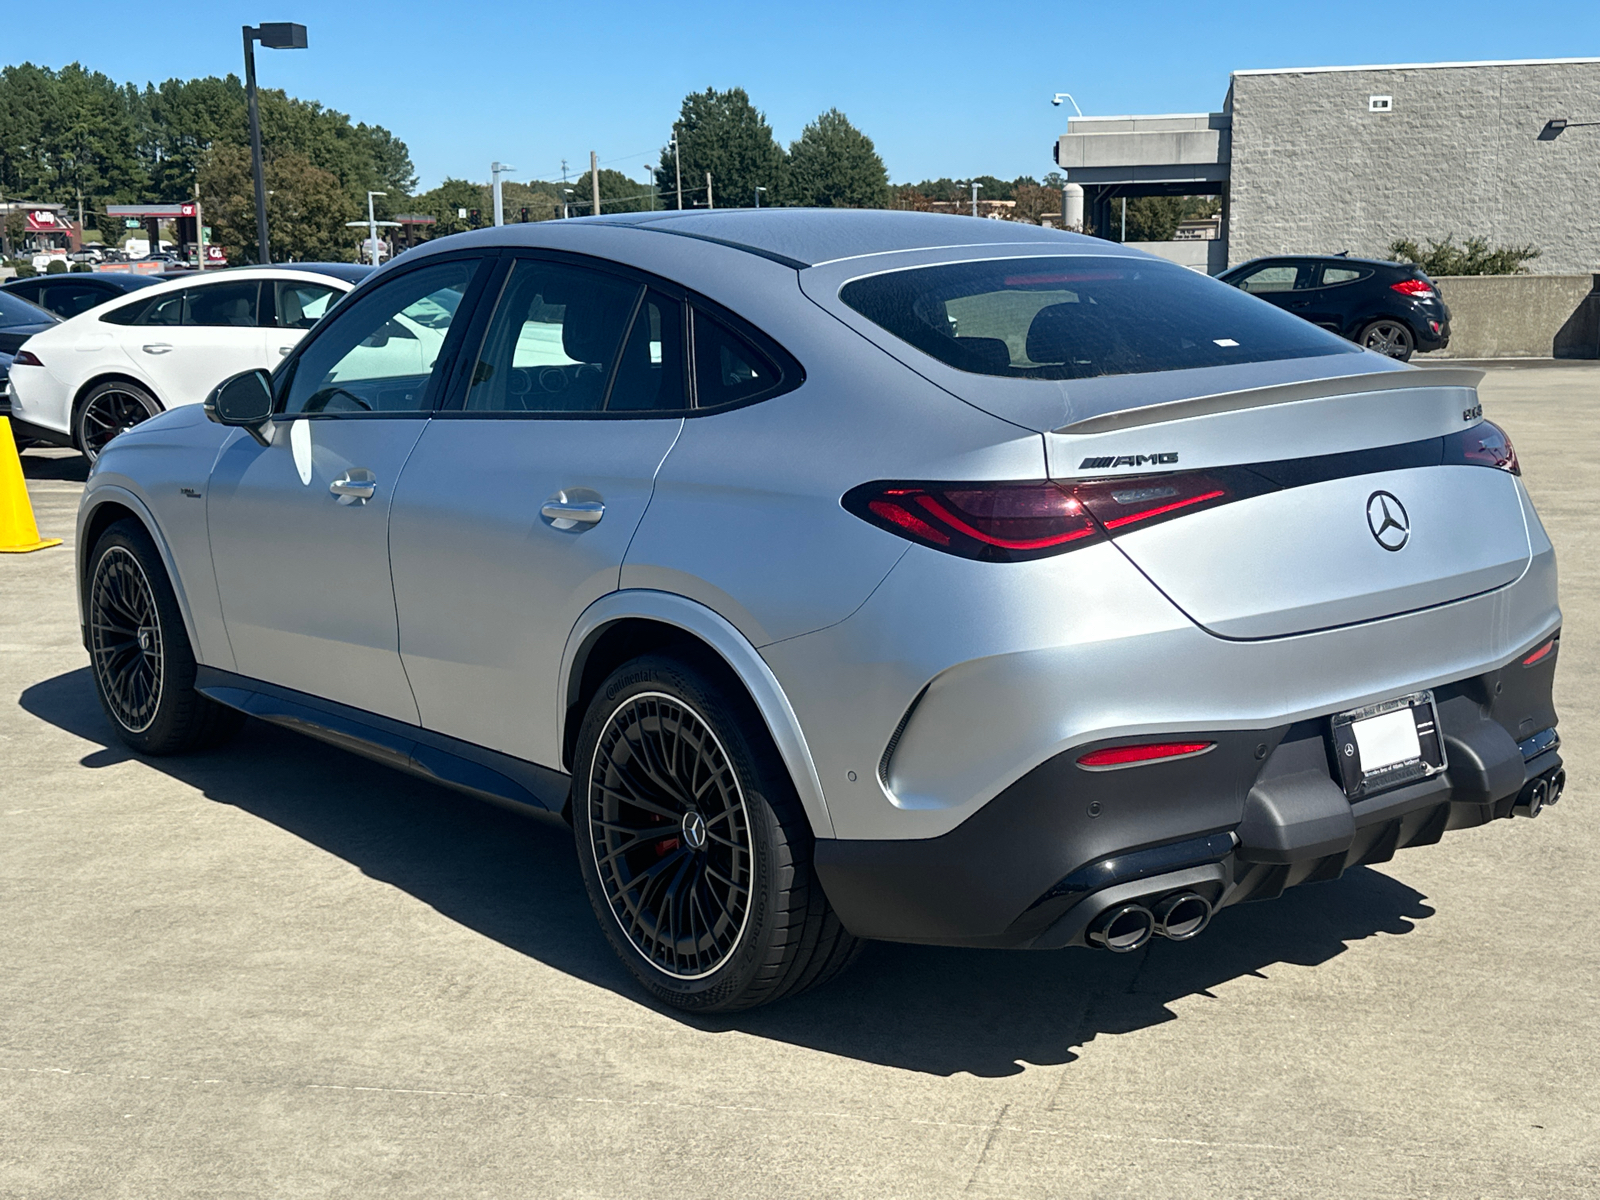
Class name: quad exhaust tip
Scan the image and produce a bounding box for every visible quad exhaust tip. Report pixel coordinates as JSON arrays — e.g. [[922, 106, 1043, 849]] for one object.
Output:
[[1153, 892, 1213, 941], [1514, 777, 1550, 819], [1087, 904, 1155, 952]]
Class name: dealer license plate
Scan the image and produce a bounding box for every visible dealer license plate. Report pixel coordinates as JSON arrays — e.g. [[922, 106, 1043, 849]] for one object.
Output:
[[1330, 691, 1447, 800]]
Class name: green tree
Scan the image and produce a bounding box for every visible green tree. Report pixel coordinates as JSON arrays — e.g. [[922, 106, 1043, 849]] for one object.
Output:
[[1388, 234, 1539, 275], [200, 145, 358, 263], [656, 88, 784, 209], [785, 109, 889, 208]]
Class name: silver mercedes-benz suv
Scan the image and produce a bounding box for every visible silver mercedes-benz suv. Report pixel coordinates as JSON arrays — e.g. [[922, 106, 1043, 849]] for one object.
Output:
[[75, 210, 1563, 1011]]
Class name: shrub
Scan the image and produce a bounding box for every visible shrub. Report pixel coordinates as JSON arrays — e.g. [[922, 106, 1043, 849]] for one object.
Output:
[[45, 259, 68, 274], [1388, 235, 1540, 276]]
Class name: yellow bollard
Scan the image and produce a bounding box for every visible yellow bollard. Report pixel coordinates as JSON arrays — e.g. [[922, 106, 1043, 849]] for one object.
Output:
[[0, 417, 62, 553]]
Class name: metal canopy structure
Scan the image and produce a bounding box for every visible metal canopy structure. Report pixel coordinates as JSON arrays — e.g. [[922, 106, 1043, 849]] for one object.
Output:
[[1053, 113, 1231, 246]]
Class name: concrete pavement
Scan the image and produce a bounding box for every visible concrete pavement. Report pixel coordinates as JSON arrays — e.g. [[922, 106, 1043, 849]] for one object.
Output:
[[2, 366, 1597, 1198]]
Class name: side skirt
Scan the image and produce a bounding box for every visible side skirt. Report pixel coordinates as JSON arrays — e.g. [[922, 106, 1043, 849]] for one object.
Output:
[[194, 666, 573, 823]]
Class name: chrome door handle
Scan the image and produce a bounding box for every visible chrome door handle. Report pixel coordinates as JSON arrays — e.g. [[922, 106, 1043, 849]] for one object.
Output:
[[141, 343, 173, 354], [541, 496, 605, 528], [330, 468, 377, 504], [279, 346, 293, 357]]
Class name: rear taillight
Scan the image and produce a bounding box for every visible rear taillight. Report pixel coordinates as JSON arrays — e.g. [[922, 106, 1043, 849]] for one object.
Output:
[[1443, 420, 1519, 475], [1077, 741, 1216, 770], [11, 349, 43, 367], [843, 472, 1247, 562], [845, 481, 1100, 562], [1390, 278, 1435, 298]]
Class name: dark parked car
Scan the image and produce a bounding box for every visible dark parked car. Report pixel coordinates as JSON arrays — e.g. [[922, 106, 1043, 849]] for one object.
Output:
[[1217, 255, 1450, 360], [3, 272, 161, 321], [0, 289, 59, 444]]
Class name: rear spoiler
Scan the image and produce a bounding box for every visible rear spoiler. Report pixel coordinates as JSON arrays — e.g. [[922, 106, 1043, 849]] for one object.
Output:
[[1054, 366, 1487, 435]]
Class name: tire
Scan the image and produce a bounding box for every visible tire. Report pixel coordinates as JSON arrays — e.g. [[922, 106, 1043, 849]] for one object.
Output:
[[86, 519, 244, 755], [75, 379, 161, 463], [1358, 319, 1416, 361], [572, 654, 863, 1012]]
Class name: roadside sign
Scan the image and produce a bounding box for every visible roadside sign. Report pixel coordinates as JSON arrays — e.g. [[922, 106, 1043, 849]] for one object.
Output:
[[124, 218, 141, 228]]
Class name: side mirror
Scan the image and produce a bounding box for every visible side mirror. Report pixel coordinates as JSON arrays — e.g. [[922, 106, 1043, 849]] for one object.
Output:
[[205, 368, 275, 446]]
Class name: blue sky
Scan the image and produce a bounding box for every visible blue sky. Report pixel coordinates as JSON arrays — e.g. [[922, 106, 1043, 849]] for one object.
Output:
[[9, 2, 1600, 191]]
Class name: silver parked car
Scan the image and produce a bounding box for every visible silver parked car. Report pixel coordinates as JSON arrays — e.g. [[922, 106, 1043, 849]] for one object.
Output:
[[76, 211, 1563, 1011]]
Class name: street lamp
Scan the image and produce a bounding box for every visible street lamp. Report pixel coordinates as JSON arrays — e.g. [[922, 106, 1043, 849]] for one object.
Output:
[[671, 129, 684, 210], [242, 22, 308, 264], [754, 186, 766, 209], [490, 162, 516, 226], [969, 180, 983, 218], [561, 188, 575, 220]]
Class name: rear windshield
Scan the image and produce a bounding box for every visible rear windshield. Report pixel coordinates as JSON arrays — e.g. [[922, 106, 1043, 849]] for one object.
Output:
[[839, 256, 1358, 381], [0, 289, 54, 329]]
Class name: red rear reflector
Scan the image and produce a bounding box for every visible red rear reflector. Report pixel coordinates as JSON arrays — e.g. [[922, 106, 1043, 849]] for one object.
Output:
[[1077, 741, 1215, 769], [1523, 640, 1555, 666], [11, 349, 44, 367], [1391, 279, 1435, 297]]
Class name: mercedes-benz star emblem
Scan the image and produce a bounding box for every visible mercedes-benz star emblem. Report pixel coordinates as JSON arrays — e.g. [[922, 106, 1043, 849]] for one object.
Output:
[[681, 810, 708, 850], [1366, 490, 1410, 551]]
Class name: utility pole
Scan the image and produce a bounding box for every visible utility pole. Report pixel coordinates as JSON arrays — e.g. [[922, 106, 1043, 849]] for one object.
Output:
[[970, 180, 983, 218], [672, 131, 683, 210], [705, 172, 714, 210], [590, 151, 600, 218], [194, 179, 205, 272], [1121, 196, 1127, 242], [490, 162, 514, 226], [242, 23, 309, 264]]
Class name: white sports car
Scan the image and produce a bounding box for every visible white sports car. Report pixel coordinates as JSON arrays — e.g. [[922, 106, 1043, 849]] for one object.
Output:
[[7, 263, 369, 460]]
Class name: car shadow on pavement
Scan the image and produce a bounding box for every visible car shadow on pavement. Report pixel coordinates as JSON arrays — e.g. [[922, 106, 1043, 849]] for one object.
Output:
[[21, 666, 1436, 1079], [19, 449, 89, 483]]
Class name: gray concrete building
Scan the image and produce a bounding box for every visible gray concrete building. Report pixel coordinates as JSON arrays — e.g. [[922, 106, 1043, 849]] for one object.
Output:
[[1054, 57, 1600, 274]]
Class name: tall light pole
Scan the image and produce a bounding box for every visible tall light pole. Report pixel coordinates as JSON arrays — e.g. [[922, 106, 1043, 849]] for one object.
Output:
[[671, 130, 683, 210], [490, 162, 515, 227], [367, 191, 385, 263], [969, 180, 983, 218], [561, 188, 574, 220], [754, 186, 766, 208], [242, 22, 308, 264]]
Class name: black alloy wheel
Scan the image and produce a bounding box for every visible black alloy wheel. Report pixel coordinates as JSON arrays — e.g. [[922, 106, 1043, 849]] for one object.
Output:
[[89, 545, 164, 734], [1359, 319, 1416, 361], [573, 655, 862, 1012], [588, 691, 754, 979], [75, 380, 160, 462], [86, 520, 243, 755]]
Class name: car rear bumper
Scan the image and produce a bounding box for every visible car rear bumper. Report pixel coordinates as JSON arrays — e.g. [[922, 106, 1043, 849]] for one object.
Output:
[[815, 634, 1562, 948]]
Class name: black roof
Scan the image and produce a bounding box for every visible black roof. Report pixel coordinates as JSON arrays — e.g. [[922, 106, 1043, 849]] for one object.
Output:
[[274, 262, 374, 283], [1224, 254, 1416, 272]]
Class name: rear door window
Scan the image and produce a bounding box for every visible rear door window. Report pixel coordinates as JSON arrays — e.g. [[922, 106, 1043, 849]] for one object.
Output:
[[839, 256, 1354, 382], [463, 258, 641, 413], [1318, 265, 1371, 286], [184, 280, 260, 326]]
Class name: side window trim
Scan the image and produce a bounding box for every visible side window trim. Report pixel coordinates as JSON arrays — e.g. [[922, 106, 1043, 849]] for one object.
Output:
[[428, 247, 803, 419]]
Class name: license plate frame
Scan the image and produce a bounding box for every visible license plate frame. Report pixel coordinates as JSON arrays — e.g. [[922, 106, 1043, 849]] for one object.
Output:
[[1330, 691, 1447, 800]]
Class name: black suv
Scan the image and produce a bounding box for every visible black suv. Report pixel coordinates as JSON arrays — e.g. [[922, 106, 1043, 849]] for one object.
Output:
[[1217, 255, 1450, 360]]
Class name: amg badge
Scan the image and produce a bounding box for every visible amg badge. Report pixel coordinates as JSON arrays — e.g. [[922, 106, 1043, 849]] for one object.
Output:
[[1079, 452, 1180, 470]]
